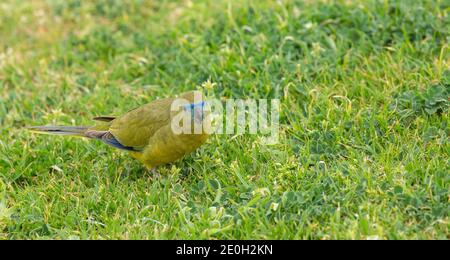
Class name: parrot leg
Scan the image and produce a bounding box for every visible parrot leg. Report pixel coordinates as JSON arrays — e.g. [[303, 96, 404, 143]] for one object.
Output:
[[149, 167, 161, 179], [142, 160, 161, 179]]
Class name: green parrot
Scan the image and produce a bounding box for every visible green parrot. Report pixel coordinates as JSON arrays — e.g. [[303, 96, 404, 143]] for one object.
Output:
[[29, 91, 210, 172]]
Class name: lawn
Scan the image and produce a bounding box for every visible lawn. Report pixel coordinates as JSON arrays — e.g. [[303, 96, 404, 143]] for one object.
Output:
[[0, 0, 449, 239]]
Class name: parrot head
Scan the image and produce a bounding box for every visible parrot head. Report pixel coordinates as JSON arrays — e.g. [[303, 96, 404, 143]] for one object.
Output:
[[170, 91, 211, 135]]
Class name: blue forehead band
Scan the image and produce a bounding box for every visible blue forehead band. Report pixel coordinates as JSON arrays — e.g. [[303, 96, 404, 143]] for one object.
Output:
[[184, 101, 206, 110]]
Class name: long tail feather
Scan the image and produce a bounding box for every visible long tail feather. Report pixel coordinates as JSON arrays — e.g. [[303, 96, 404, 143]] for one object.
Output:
[[28, 126, 89, 136], [28, 125, 138, 151]]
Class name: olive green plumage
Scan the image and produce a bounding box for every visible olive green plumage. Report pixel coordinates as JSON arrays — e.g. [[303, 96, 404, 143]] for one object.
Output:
[[29, 91, 210, 171]]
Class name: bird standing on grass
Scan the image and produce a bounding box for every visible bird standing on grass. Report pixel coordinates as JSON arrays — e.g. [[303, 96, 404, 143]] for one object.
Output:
[[29, 91, 210, 173]]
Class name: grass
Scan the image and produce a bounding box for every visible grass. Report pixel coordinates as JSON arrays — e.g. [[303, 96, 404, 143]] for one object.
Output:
[[0, 0, 449, 239]]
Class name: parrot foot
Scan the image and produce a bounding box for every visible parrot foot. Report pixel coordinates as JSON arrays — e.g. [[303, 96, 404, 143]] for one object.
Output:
[[149, 167, 161, 179]]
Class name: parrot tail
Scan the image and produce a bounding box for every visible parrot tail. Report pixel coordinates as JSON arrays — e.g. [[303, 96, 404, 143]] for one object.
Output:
[[27, 126, 89, 137], [28, 126, 139, 151]]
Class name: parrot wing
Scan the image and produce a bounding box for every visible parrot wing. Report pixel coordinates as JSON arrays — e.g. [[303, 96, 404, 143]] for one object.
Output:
[[108, 98, 174, 148]]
